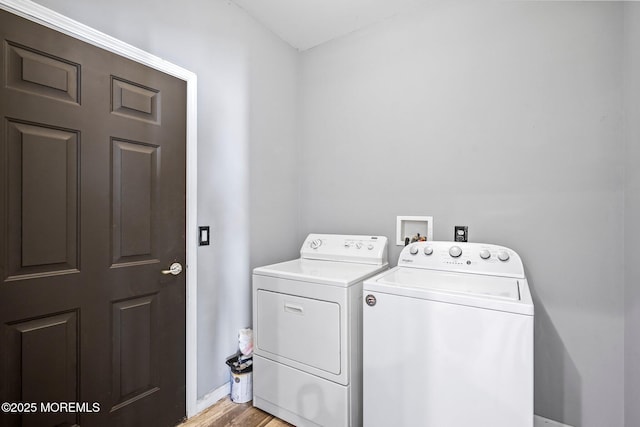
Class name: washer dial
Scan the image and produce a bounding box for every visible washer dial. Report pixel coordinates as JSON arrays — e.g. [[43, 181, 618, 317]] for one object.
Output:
[[449, 246, 462, 258]]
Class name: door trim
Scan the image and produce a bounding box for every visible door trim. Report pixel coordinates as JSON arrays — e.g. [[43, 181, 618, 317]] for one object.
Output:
[[0, 0, 199, 418]]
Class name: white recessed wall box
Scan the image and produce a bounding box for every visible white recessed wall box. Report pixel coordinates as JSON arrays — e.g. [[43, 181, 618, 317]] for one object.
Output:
[[396, 216, 434, 246]]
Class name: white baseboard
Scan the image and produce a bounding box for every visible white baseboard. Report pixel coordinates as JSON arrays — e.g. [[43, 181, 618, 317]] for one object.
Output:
[[193, 382, 231, 417], [535, 414, 574, 427]]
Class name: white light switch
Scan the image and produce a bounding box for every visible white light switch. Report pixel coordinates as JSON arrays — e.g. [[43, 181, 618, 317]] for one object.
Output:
[[199, 226, 210, 246]]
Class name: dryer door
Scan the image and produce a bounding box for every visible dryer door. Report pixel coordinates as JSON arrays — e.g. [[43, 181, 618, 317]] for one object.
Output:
[[256, 289, 341, 375]]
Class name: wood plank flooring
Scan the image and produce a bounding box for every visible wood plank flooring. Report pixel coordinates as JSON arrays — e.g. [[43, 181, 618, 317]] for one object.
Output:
[[178, 398, 293, 427]]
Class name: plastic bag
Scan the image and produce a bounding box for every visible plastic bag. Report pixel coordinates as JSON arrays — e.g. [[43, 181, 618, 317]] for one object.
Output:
[[238, 328, 253, 356]]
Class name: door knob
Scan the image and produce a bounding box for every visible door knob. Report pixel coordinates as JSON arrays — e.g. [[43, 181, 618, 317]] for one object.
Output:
[[161, 262, 183, 275]]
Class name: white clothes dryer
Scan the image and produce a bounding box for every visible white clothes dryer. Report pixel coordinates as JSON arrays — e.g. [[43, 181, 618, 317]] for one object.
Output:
[[253, 234, 389, 427], [362, 241, 534, 427]]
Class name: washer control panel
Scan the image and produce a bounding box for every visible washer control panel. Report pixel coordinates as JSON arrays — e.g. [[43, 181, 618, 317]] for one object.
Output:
[[399, 241, 523, 278], [301, 234, 388, 265]]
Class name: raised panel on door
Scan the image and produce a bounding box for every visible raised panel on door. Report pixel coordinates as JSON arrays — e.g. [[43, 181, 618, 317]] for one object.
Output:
[[111, 139, 159, 266], [4, 41, 80, 104], [4, 120, 79, 280], [111, 77, 160, 124], [2, 311, 79, 427], [111, 294, 159, 412]]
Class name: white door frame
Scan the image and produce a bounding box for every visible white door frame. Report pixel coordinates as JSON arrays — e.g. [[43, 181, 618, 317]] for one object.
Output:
[[0, 0, 199, 418]]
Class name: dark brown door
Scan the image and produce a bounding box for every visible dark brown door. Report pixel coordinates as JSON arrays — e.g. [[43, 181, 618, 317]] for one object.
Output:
[[0, 10, 187, 427]]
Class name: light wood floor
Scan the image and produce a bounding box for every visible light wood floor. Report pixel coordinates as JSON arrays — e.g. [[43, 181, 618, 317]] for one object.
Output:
[[178, 398, 293, 427]]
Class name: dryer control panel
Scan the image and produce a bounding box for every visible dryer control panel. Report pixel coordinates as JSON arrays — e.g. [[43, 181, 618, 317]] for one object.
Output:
[[399, 241, 524, 278], [301, 234, 388, 265]]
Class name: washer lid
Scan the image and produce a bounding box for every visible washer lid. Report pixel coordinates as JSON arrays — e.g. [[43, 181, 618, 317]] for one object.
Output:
[[254, 258, 389, 287], [365, 267, 533, 315]]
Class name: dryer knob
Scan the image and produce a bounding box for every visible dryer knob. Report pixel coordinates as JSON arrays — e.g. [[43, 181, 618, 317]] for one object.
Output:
[[367, 244, 374, 250], [424, 246, 433, 255], [356, 242, 363, 249], [449, 246, 462, 258], [497, 250, 510, 262], [310, 239, 322, 249], [409, 246, 419, 255], [479, 249, 491, 259]]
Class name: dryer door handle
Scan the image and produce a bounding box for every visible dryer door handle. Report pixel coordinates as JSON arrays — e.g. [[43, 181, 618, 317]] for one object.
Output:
[[284, 303, 304, 315]]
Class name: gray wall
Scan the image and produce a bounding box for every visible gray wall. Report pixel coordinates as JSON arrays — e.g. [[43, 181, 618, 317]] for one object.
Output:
[[299, 2, 625, 426], [31, 0, 301, 400], [625, 3, 640, 427], [20, 1, 636, 424]]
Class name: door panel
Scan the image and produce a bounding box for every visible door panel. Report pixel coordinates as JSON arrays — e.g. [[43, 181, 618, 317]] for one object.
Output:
[[5, 41, 80, 104], [111, 139, 159, 265], [111, 77, 160, 124], [111, 295, 159, 411], [6, 311, 79, 427], [5, 120, 80, 278], [0, 10, 186, 427]]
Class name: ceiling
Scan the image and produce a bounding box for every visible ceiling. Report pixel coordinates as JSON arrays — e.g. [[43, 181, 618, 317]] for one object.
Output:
[[231, 0, 425, 51]]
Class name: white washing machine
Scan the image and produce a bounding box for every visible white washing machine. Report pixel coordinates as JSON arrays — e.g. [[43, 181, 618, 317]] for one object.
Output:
[[252, 234, 388, 427], [362, 241, 534, 427]]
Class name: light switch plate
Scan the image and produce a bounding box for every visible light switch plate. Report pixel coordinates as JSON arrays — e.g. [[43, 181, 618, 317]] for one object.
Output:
[[199, 226, 210, 246]]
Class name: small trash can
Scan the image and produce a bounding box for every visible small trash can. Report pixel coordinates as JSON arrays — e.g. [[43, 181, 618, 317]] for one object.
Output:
[[226, 354, 253, 403]]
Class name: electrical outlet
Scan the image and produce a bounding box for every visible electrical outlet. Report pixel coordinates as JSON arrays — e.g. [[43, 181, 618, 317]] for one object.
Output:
[[454, 226, 468, 242]]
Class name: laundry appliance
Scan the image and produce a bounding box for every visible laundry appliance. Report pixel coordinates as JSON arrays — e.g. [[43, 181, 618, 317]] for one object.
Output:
[[252, 234, 389, 427], [362, 241, 534, 427]]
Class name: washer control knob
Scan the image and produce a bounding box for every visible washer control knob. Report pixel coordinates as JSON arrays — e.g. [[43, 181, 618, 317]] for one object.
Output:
[[449, 246, 462, 258], [356, 242, 363, 249], [367, 244, 374, 250], [424, 246, 433, 255], [344, 241, 351, 248], [479, 249, 491, 260], [409, 246, 419, 255], [497, 250, 510, 262], [310, 239, 322, 249]]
